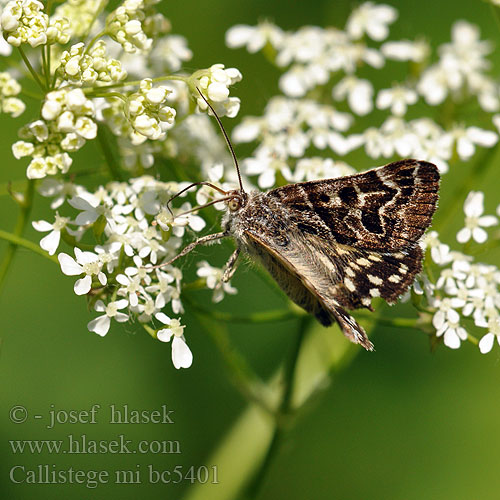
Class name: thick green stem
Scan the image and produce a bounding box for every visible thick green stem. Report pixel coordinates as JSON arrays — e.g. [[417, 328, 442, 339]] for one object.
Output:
[[0, 180, 36, 293], [245, 316, 310, 499]]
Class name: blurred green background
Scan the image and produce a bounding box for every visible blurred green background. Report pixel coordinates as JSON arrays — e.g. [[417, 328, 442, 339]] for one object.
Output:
[[1, 1, 499, 499]]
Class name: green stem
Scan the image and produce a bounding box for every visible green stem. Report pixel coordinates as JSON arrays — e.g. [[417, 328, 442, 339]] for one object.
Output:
[[0, 230, 58, 264], [245, 316, 309, 499], [142, 323, 157, 339], [17, 46, 46, 91], [41, 45, 50, 89], [467, 333, 479, 346], [83, 29, 107, 55], [183, 298, 301, 323], [82, 75, 188, 94], [96, 126, 123, 181], [354, 311, 419, 329], [0, 180, 36, 293]]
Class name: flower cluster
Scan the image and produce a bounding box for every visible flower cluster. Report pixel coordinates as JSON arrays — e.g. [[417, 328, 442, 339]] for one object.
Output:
[[194, 63, 242, 118], [105, 0, 161, 54], [14, 88, 96, 179], [407, 188, 500, 353], [124, 78, 176, 142], [1, 0, 69, 47], [228, 10, 498, 181], [56, 41, 127, 86], [32, 174, 233, 368], [417, 21, 498, 111], [0, 71, 25, 117]]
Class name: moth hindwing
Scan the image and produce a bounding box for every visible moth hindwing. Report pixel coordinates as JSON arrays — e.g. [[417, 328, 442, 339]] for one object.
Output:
[[223, 159, 440, 351]]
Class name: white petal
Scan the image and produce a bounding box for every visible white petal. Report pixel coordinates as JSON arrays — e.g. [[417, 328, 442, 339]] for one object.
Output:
[[189, 215, 206, 232], [478, 215, 498, 227], [32, 220, 53, 232], [116, 274, 130, 286], [157, 328, 173, 342], [124, 292, 136, 307], [115, 312, 129, 322], [444, 329, 461, 349], [479, 333, 494, 354], [40, 230, 60, 255], [74, 275, 92, 295], [467, 126, 498, 147], [171, 336, 193, 369], [68, 196, 96, 210], [456, 227, 471, 243], [472, 227, 487, 244], [258, 169, 276, 189], [115, 299, 129, 310], [94, 300, 106, 312], [98, 272, 107, 286], [87, 315, 111, 336], [75, 210, 99, 226], [155, 312, 171, 325], [58, 253, 83, 275]]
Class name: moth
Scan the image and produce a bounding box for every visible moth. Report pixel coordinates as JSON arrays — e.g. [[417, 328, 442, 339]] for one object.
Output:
[[163, 95, 440, 351]]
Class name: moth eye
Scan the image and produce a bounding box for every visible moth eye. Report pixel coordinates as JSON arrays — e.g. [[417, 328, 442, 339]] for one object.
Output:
[[228, 198, 241, 211]]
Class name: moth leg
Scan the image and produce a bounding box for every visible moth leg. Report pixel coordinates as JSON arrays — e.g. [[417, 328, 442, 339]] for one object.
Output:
[[151, 231, 228, 269], [331, 306, 374, 351], [221, 248, 240, 283]]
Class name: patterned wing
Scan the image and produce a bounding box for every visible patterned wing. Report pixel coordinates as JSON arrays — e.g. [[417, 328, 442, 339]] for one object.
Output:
[[266, 159, 440, 252]]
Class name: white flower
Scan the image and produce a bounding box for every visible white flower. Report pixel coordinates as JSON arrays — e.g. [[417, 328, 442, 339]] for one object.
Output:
[[457, 191, 498, 244], [423, 231, 452, 265], [87, 300, 129, 336], [432, 298, 468, 349], [346, 2, 397, 41], [116, 271, 145, 307], [226, 21, 284, 53], [69, 194, 110, 226], [381, 39, 429, 62], [197, 261, 237, 303], [376, 85, 417, 116], [478, 318, 500, 354], [32, 214, 69, 255], [451, 125, 498, 160], [155, 312, 192, 369], [333, 76, 373, 116], [58, 248, 107, 295]]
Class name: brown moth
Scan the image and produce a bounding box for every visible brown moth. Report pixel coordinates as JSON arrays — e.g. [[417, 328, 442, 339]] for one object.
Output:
[[163, 95, 440, 351]]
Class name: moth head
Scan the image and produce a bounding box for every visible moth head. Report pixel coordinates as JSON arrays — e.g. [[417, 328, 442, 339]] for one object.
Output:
[[226, 190, 246, 212]]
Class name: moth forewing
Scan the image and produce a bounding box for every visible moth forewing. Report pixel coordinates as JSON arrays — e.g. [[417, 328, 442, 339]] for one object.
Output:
[[221, 159, 439, 351]]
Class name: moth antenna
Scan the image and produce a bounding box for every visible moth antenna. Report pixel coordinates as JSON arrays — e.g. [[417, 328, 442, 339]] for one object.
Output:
[[174, 195, 236, 218], [166, 181, 228, 216], [195, 87, 245, 193]]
